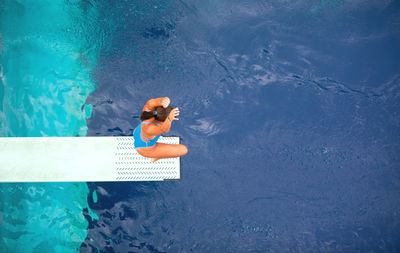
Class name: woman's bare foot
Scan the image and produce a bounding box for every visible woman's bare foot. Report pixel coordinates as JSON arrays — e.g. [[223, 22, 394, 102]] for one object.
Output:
[[150, 157, 160, 163]]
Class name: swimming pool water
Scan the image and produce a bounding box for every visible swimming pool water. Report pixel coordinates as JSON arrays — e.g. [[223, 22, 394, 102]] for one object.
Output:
[[1, 0, 400, 252], [1, 0, 105, 251]]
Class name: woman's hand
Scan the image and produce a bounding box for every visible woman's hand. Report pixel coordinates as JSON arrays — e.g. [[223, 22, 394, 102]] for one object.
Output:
[[168, 108, 180, 121], [162, 97, 170, 108]]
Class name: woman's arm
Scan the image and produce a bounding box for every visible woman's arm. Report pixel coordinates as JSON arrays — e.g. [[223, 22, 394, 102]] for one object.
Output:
[[142, 97, 170, 111], [142, 115, 172, 136]]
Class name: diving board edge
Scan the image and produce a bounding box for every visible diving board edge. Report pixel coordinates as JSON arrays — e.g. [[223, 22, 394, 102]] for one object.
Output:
[[163, 135, 181, 182]]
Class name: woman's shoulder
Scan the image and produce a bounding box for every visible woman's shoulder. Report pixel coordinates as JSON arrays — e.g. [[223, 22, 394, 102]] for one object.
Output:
[[142, 119, 160, 126]]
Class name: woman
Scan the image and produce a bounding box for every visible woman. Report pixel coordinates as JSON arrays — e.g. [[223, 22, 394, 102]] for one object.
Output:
[[133, 97, 188, 162]]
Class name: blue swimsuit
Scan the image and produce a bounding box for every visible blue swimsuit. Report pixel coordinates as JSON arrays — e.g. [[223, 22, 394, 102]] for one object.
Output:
[[133, 122, 161, 148]]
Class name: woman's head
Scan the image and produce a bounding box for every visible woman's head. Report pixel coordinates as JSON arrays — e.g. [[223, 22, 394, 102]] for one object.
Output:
[[140, 106, 174, 122]]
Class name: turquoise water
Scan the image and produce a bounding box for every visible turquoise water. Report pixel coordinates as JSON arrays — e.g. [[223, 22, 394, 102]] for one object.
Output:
[[0, 0, 108, 251]]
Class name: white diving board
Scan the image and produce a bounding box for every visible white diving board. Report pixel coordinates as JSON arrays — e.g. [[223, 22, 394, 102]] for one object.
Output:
[[0, 136, 181, 182]]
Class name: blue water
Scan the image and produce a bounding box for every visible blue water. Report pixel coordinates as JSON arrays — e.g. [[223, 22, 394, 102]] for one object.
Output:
[[1, 0, 400, 252], [0, 0, 105, 251]]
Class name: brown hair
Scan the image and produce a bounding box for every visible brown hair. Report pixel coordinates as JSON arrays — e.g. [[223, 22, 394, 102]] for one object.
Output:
[[140, 106, 174, 122]]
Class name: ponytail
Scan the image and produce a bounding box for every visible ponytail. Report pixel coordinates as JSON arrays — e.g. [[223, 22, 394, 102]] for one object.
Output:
[[139, 106, 174, 122], [140, 110, 156, 121]]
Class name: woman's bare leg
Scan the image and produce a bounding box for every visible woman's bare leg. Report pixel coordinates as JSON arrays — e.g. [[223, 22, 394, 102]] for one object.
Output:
[[136, 143, 188, 162]]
